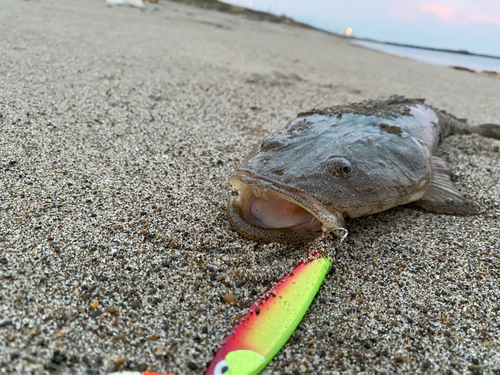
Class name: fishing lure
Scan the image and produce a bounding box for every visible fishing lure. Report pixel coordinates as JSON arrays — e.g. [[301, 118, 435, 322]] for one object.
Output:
[[109, 254, 330, 375], [205, 254, 331, 375]]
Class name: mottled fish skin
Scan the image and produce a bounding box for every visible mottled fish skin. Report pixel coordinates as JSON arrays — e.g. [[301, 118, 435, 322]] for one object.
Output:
[[228, 96, 500, 244]]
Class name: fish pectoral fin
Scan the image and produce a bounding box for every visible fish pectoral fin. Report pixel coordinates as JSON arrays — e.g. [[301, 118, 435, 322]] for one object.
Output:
[[414, 156, 478, 215]]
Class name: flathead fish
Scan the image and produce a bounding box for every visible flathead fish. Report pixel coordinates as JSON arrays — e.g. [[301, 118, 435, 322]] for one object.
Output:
[[228, 96, 500, 244]]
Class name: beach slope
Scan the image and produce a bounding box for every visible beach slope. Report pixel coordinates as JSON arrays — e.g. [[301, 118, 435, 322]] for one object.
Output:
[[0, 0, 499, 373]]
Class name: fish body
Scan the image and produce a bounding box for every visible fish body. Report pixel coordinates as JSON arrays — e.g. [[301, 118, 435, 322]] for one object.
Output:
[[228, 96, 500, 243], [205, 255, 331, 375]]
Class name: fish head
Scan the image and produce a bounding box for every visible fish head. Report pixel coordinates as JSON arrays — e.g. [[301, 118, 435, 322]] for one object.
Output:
[[206, 349, 265, 375], [228, 111, 431, 243]]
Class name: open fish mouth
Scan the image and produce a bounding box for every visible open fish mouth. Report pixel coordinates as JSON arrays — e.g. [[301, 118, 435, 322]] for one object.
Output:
[[228, 173, 347, 244]]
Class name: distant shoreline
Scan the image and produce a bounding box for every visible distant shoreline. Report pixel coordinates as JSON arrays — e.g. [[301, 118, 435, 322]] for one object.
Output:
[[192, 0, 500, 61], [342, 36, 500, 61]]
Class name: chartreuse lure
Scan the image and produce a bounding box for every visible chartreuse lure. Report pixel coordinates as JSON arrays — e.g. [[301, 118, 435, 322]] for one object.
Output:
[[109, 255, 330, 375], [205, 255, 331, 375]]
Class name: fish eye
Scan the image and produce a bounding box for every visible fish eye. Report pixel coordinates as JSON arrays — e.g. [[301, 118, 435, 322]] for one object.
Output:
[[326, 157, 352, 178], [214, 359, 229, 375]]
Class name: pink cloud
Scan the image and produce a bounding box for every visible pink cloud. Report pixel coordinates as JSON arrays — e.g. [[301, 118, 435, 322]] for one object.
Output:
[[419, 4, 460, 24], [468, 11, 500, 25], [419, 2, 500, 26]]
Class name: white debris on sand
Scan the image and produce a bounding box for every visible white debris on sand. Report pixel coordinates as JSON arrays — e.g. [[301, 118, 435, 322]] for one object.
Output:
[[106, 0, 144, 8], [0, 0, 499, 374]]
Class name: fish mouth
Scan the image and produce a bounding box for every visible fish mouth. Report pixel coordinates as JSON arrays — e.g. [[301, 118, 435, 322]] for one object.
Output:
[[227, 173, 347, 244]]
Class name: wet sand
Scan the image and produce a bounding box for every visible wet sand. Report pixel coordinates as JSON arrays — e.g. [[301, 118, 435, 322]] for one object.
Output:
[[1, 0, 499, 373]]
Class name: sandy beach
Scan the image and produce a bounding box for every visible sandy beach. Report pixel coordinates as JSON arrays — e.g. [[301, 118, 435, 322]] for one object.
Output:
[[1, 0, 500, 373]]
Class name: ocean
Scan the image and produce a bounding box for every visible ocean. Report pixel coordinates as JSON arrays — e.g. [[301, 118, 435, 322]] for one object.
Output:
[[352, 40, 500, 74]]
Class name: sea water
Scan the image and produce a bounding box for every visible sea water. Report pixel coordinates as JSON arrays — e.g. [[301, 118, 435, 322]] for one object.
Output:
[[353, 40, 500, 73]]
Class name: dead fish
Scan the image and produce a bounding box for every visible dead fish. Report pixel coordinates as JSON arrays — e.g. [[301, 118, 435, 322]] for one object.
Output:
[[228, 96, 500, 244]]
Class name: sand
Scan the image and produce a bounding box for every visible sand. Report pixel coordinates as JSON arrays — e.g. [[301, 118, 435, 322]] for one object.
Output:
[[1, 0, 499, 373]]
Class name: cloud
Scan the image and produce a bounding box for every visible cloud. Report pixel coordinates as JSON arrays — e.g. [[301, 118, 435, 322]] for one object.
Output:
[[419, 4, 459, 24], [418, 2, 500, 26], [381, 1, 500, 26], [467, 11, 500, 26]]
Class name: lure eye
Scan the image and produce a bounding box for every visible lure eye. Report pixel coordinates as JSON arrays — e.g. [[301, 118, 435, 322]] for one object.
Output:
[[327, 157, 352, 179], [214, 359, 229, 375]]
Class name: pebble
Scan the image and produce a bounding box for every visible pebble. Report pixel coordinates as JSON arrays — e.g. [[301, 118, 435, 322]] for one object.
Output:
[[90, 309, 103, 318], [422, 360, 431, 369], [114, 357, 124, 364], [223, 294, 239, 305], [154, 345, 164, 356], [51, 351, 66, 365], [187, 361, 199, 370]]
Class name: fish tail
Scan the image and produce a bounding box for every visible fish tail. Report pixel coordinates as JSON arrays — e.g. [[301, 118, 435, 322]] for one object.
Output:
[[437, 110, 500, 140], [473, 123, 500, 140]]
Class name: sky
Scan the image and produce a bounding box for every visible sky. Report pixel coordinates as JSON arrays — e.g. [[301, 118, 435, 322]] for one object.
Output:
[[222, 0, 500, 56]]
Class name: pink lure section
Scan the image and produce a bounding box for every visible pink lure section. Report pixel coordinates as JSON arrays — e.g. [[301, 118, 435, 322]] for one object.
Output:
[[205, 252, 323, 374]]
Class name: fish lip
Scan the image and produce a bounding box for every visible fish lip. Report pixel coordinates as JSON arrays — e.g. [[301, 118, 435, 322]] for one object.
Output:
[[229, 172, 347, 237]]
